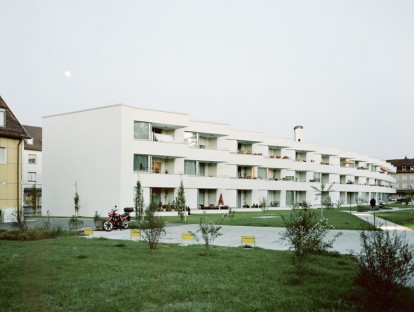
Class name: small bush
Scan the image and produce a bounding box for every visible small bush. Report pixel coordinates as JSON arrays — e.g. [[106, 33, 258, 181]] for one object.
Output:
[[281, 204, 341, 265], [190, 210, 233, 256], [141, 197, 166, 250], [353, 229, 414, 307], [0, 229, 79, 241]]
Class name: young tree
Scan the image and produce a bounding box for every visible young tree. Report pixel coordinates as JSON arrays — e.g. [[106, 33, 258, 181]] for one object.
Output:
[[74, 192, 80, 217], [29, 184, 40, 216], [190, 210, 233, 256], [353, 229, 414, 308], [175, 180, 186, 223], [281, 203, 341, 268], [310, 182, 334, 218], [134, 179, 145, 222], [141, 194, 166, 250]]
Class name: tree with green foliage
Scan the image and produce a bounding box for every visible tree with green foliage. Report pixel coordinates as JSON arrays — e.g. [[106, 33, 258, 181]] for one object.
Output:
[[175, 180, 186, 222], [74, 192, 80, 217], [190, 210, 234, 256], [310, 182, 334, 218], [29, 184, 40, 216], [134, 179, 145, 222], [259, 196, 268, 214], [141, 194, 166, 250], [281, 203, 341, 272], [353, 228, 414, 309]]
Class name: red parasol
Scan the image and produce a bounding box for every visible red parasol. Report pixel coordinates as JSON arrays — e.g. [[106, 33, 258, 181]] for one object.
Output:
[[218, 193, 224, 205]]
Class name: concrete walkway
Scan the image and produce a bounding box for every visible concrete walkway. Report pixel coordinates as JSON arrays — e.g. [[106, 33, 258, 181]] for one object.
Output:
[[86, 209, 413, 256]]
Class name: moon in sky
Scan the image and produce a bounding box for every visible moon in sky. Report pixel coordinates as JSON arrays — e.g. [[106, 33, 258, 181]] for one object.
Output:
[[64, 71, 71, 77]]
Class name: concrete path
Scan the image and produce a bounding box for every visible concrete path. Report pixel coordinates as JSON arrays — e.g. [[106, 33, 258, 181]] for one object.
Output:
[[86, 210, 413, 256]]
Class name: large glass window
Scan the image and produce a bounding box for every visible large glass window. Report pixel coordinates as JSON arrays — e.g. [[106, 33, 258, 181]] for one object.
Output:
[[286, 191, 295, 206], [133, 155, 149, 171], [258, 168, 267, 179], [134, 121, 150, 140], [0, 109, 5, 127], [184, 160, 197, 175], [184, 132, 197, 147], [313, 172, 321, 182], [0, 147, 6, 164]]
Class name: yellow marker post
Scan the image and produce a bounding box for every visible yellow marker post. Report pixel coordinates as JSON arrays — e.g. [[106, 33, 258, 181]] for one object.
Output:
[[182, 232, 194, 245], [84, 228, 93, 236], [131, 229, 141, 240], [241, 236, 255, 247]]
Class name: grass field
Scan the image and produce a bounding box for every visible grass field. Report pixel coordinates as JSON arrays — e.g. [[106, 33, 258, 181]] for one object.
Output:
[[0, 236, 363, 311], [162, 209, 371, 230], [377, 210, 414, 230]]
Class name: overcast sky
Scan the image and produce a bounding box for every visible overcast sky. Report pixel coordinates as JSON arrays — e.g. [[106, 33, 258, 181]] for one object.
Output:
[[1, 0, 413, 161]]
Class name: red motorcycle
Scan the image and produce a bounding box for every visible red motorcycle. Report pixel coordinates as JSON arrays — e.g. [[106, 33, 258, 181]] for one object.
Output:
[[102, 206, 133, 231]]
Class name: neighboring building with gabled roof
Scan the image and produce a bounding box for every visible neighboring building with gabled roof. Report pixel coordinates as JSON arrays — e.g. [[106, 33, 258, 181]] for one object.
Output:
[[22, 125, 43, 216], [0, 96, 30, 221], [387, 157, 414, 199]]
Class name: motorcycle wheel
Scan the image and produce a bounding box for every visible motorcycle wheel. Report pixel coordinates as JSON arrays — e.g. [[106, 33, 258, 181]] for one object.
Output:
[[121, 221, 129, 229], [102, 220, 114, 232]]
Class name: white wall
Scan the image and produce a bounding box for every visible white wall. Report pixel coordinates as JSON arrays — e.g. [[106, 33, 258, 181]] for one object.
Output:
[[43, 106, 123, 216]]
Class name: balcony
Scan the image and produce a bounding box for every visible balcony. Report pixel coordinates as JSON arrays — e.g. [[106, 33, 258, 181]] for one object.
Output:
[[187, 147, 229, 163], [231, 152, 264, 166], [132, 140, 188, 158]]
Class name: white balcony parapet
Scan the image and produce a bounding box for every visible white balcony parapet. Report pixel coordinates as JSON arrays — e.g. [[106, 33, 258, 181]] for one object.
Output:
[[154, 133, 174, 143]]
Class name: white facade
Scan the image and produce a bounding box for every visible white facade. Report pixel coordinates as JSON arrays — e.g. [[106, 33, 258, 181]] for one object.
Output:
[[43, 104, 396, 217]]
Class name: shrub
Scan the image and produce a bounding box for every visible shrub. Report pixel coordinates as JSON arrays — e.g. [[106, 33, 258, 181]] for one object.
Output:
[[259, 196, 268, 214], [141, 196, 166, 250], [0, 229, 78, 241], [281, 204, 341, 264], [37, 210, 53, 230], [352, 228, 414, 307], [191, 210, 234, 256]]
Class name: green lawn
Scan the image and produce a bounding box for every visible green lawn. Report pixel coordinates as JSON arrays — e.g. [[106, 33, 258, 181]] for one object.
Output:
[[0, 236, 362, 311], [162, 209, 371, 230], [384, 203, 414, 209], [377, 210, 414, 230]]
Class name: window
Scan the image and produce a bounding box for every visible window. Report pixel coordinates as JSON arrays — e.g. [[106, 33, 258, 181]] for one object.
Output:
[[184, 160, 197, 175], [258, 168, 267, 179], [184, 132, 197, 147], [28, 172, 36, 182], [133, 155, 149, 172], [286, 191, 295, 206], [0, 109, 5, 127], [134, 121, 150, 140], [152, 161, 161, 173], [0, 147, 6, 164], [313, 172, 321, 182], [402, 166, 407, 172], [411, 166, 414, 171], [28, 154, 36, 164]]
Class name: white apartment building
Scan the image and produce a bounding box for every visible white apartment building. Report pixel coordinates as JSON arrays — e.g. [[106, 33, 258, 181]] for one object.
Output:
[[43, 104, 396, 217]]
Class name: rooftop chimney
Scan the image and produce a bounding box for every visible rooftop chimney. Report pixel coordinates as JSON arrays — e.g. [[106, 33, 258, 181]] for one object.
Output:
[[294, 125, 303, 142]]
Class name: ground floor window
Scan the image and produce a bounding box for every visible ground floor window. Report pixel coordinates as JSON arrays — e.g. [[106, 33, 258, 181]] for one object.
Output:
[[134, 155, 149, 172], [184, 160, 196, 175], [286, 191, 295, 206]]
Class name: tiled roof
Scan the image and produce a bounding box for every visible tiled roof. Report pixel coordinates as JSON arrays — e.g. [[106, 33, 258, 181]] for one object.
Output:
[[23, 125, 42, 151], [0, 96, 30, 140], [387, 158, 414, 173]]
